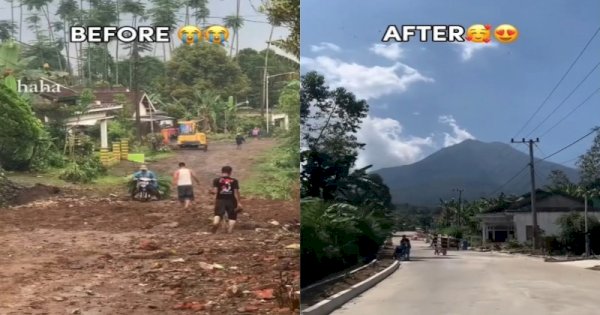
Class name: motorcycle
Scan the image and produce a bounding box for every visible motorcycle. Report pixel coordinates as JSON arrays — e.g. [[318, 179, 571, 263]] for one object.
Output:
[[132, 177, 159, 201]]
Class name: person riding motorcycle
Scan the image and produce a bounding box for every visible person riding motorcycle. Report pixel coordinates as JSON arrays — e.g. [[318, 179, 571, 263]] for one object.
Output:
[[131, 165, 159, 198]]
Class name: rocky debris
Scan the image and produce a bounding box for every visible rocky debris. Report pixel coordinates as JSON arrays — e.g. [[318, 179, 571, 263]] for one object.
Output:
[[128, 250, 173, 259], [156, 222, 179, 229], [138, 239, 160, 251], [0, 193, 300, 314]]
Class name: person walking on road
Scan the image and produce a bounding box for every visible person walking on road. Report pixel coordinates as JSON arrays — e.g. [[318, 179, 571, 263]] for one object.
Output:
[[235, 133, 245, 149], [210, 166, 242, 234], [172, 162, 200, 209], [400, 235, 411, 261]]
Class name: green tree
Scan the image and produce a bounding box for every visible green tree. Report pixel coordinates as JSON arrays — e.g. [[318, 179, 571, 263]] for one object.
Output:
[[81, 44, 114, 83], [0, 82, 44, 170], [56, 0, 79, 75], [261, 0, 299, 57], [301, 71, 368, 200], [191, 90, 221, 132], [148, 0, 178, 62], [116, 55, 164, 90], [159, 43, 250, 102], [23, 0, 56, 42], [577, 129, 600, 189], [546, 169, 573, 191], [237, 48, 298, 109], [0, 20, 16, 41], [223, 0, 243, 58], [191, 0, 209, 26]]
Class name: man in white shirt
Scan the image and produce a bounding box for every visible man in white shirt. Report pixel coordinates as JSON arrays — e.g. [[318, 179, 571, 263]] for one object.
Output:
[[172, 162, 200, 209]]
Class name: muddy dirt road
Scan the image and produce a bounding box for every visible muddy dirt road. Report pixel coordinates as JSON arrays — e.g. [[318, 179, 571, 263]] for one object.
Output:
[[0, 140, 300, 314]]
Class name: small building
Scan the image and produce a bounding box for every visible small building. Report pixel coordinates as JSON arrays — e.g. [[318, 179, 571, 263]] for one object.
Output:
[[37, 85, 173, 153], [477, 190, 600, 243]]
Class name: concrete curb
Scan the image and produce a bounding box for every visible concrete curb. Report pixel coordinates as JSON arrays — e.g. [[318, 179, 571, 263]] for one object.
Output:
[[301, 260, 400, 315], [302, 259, 379, 292]]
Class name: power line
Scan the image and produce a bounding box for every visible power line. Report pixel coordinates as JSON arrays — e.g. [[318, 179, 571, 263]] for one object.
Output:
[[558, 155, 580, 165], [525, 59, 600, 137], [488, 164, 529, 197], [513, 25, 600, 138], [541, 127, 600, 161], [539, 86, 600, 138]]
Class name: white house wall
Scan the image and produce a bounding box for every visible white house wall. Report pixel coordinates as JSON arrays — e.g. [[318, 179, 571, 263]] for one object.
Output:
[[512, 212, 600, 243]]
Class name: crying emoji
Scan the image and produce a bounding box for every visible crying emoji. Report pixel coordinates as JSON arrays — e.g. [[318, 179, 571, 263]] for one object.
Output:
[[204, 25, 229, 46], [177, 25, 202, 45]]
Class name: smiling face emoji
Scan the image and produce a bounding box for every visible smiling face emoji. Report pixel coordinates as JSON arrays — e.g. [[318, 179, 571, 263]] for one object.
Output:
[[466, 24, 491, 43], [204, 25, 229, 45], [494, 24, 519, 43], [177, 25, 202, 45]]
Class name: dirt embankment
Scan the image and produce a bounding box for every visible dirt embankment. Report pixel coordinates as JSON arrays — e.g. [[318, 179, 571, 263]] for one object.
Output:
[[0, 140, 300, 314]]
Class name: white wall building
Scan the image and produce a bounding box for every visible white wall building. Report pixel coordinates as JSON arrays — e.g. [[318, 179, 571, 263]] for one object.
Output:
[[477, 190, 600, 243]]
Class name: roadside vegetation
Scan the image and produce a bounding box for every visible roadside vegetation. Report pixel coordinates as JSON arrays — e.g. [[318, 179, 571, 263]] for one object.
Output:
[[300, 72, 395, 286]]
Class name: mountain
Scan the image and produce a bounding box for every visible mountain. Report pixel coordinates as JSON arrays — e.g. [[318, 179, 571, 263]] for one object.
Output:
[[375, 139, 580, 206]]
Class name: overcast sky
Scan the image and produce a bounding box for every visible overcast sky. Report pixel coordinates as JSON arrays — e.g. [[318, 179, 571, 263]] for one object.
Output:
[[301, 0, 600, 171], [0, 0, 291, 62]]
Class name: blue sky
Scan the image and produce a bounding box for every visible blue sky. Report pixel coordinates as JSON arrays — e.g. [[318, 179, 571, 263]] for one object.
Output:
[[300, 0, 600, 171]]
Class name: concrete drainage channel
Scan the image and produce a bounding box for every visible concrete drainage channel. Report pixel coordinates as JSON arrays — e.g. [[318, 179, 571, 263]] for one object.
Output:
[[301, 260, 400, 315]]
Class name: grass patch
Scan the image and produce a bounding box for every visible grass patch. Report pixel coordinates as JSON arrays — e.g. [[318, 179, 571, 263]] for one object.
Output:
[[93, 174, 128, 188], [207, 133, 235, 143], [144, 151, 175, 162], [244, 144, 297, 200]]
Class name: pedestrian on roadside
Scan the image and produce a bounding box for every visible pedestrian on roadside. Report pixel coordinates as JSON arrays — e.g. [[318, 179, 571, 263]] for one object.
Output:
[[235, 133, 245, 149], [400, 235, 411, 261], [172, 162, 200, 209], [210, 166, 242, 234], [252, 127, 260, 140]]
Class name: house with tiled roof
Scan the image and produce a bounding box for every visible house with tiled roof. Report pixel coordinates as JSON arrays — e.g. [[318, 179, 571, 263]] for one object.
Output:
[[36, 83, 173, 150], [476, 189, 600, 244]]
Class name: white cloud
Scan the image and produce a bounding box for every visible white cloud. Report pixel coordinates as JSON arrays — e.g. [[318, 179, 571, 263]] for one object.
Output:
[[355, 116, 434, 169], [310, 42, 341, 53], [369, 43, 404, 60], [413, 112, 420, 116], [301, 56, 433, 100], [438, 115, 475, 147], [455, 41, 498, 61]]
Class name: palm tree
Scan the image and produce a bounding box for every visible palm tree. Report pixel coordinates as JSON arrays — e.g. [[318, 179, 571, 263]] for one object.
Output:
[[56, 0, 78, 75], [5, 0, 16, 38], [25, 13, 41, 37], [120, 0, 145, 87], [223, 0, 243, 58], [23, 0, 56, 42], [191, 0, 209, 27], [0, 21, 17, 41], [148, 0, 178, 62]]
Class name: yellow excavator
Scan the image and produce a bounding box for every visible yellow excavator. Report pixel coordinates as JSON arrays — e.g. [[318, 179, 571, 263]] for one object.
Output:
[[176, 120, 207, 151]]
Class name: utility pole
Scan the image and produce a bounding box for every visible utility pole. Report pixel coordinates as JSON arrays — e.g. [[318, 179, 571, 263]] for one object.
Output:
[[511, 138, 540, 250], [584, 192, 590, 257], [453, 188, 463, 226], [132, 41, 142, 142]]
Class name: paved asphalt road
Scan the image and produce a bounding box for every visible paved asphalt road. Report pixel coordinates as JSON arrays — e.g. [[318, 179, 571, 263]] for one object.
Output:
[[332, 238, 600, 315]]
